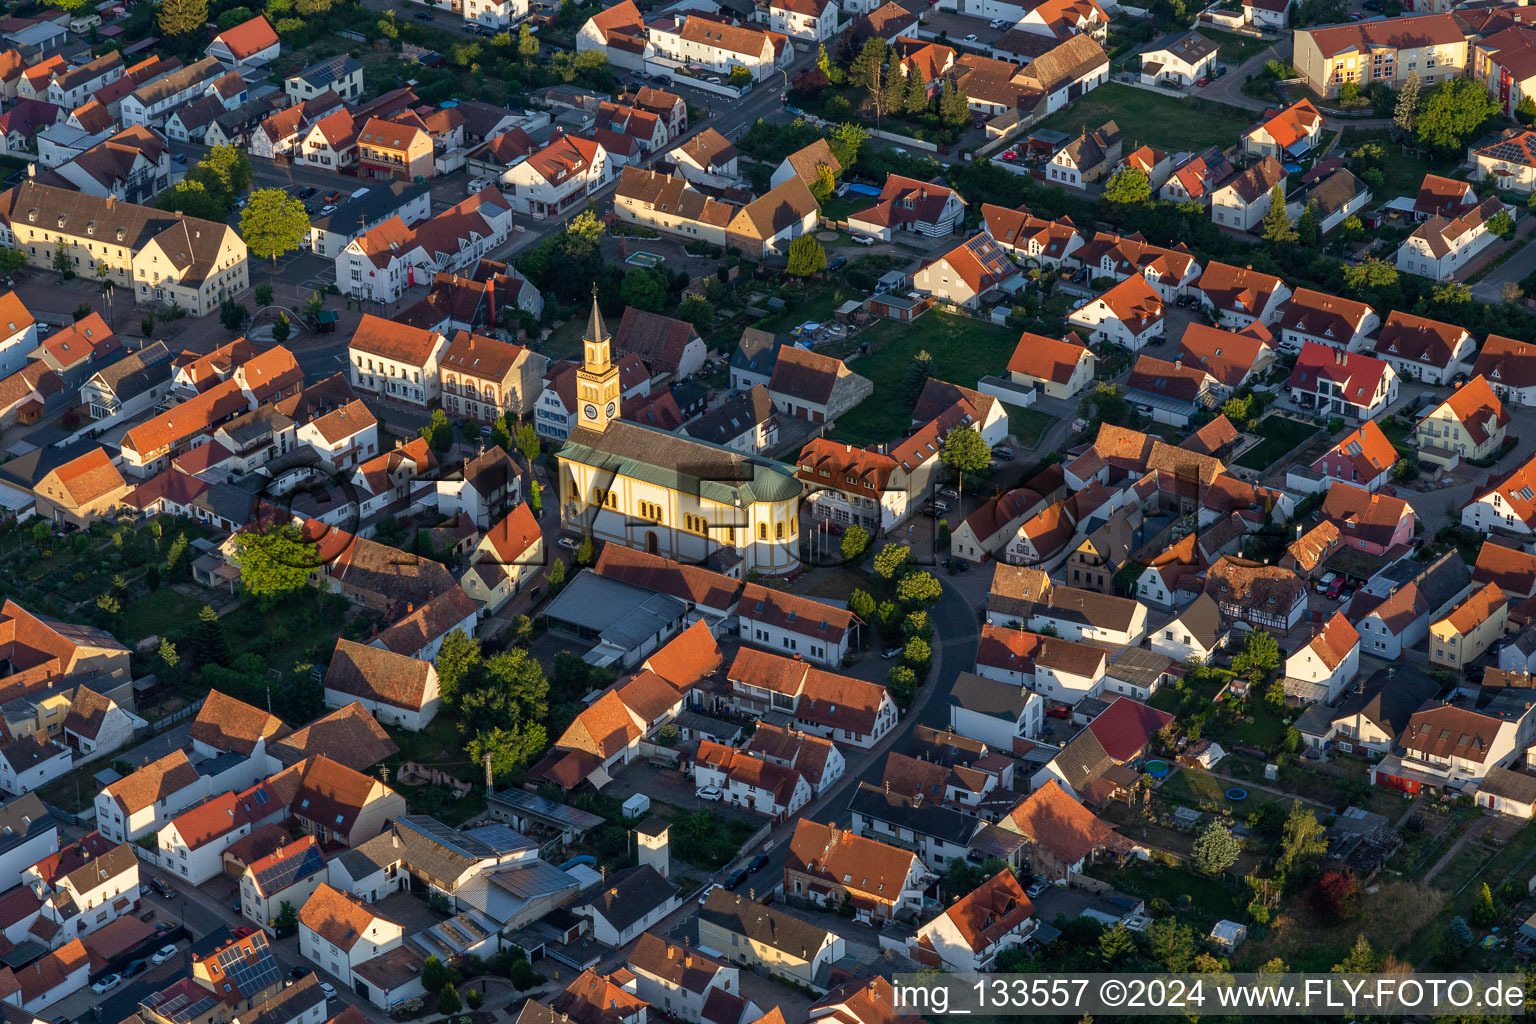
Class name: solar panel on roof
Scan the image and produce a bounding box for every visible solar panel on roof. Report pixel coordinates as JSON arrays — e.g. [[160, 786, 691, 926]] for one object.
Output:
[[217, 939, 280, 997]]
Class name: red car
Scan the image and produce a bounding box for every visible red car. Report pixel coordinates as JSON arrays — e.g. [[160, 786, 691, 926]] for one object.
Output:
[[1326, 576, 1345, 599], [1196, 76, 1210, 87], [1047, 704, 1071, 719]]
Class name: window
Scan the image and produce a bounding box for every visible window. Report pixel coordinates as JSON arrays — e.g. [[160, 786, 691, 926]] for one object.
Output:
[[775, 522, 784, 540], [758, 523, 767, 540]]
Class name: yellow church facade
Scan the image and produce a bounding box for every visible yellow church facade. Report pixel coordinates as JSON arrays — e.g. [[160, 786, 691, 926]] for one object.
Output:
[[555, 300, 802, 578]]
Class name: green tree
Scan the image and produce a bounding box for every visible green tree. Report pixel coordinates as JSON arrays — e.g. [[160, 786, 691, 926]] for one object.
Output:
[[1331, 935, 1378, 973], [1473, 882, 1497, 927], [517, 23, 539, 63], [903, 68, 929, 114], [254, 283, 274, 306], [158, 179, 226, 220], [52, 246, 73, 280], [1489, 209, 1516, 239], [678, 295, 714, 331], [811, 162, 837, 202], [1221, 394, 1253, 422], [194, 604, 229, 667], [419, 409, 454, 455], [1520, 95, 1536, 127], [620, 267, 668, 311], [830, 122, 867, 169], [158, 0, 208, 36], [817, 43, 844, 85], [1102, 166, 1152, 206], [0, 248, 26, 277], [576, 535, 594, 566], [728, 66, 752, 87], [271, 313, 291, 344], [529, 479, 542, 515], [1416, 76, 1500, 151], [1297, 201, 1320, 247], [271, 901, 298, 937], [240, 188, 311, 265], [198, 145, 253, 202], [787, 235, 827, 277], [219, 299, 249, 331], [515, 423, 541, 463], [1433, 281, 1473, 304], [231, 523, 317, 603], [1342, 256, 1398, 293], [1394, 71, 1420, 135], [468, 723, 547, 782], [1098, 923, 1135, 966], [1338, 81, 1360, 105], [1279, 801, 1328, 876], [873, 543, 911, 579], [938, 80, 969, 127], [1192, 820, 1241, 874], [1147, 919, 1195, 972], [437, 984, 462, 1016], [1261, 184, 1298, 243], [546, 556, 567, 593], [903, 634, 931, 667], [849, 37, 888, 90], [896, 571, 942, 607], [841, 524, 870, 563], [886, 664, 917, 707], [939, 425, 991, 497], [1231, 629, 1281, 684], [436, 629, 482, 706], [157, 638, 182, 685], [849, 588, 876, 623]]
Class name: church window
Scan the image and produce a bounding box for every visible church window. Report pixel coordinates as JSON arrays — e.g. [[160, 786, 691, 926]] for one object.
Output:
[[775, 523, 784, 540], [758, 523, 767, 540]]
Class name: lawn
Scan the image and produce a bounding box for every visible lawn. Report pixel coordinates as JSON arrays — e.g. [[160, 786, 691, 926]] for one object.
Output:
[[1342, 129, 1436, 204], [117, 588, 206, 647], [1235, 415, 1320, 470], [827, 311, 1019, 447], [1035, 84, 1257, 154], [1008, 407, 1056, 449], [1095, 857, 1243, 923], [1202, 29, 1272, 65]]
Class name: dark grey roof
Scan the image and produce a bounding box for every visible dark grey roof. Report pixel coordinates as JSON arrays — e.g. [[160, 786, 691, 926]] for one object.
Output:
[[334, 833, 396, 880], [92, 340, 171, 401], [310, 180, 433, 236], [698, 888, 833, 956], [1148, 30, 1219, 65], [288, 54, 361, 88], [847, 781, 975, 844], [250, 842, 326, 897], [731, 328, 790, 377], [239, 974, 325, 1024], [1035, 586, 1142, 632], [0, 793, 52, 856], [1415, 550, 1473, 614], [949, 671, 1029, 720], [1478, 765, 1536, 804], [1305, 168, 1369, 217], [682, 385, 774, 446], [1051, 728, 1115, 794], [1172, 593, 1227, 649], [0, 437, 98, 491], [188, 482, 256, 526], [1331, 666, 1437, 739], [584, 864, 674, 933], [1106, 646, 1174, 687], [393, 815, 502, 883]]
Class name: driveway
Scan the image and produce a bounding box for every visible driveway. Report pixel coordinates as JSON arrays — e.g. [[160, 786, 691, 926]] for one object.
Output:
[[1472, 225, 1536, 303]]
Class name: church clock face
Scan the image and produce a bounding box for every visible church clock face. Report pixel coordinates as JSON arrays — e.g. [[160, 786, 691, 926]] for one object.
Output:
[[583, 403, 599, 420], [606, 401, 617, 418]]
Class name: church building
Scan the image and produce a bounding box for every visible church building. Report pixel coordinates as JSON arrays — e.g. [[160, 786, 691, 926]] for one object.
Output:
[[556, 298, 803, 578]]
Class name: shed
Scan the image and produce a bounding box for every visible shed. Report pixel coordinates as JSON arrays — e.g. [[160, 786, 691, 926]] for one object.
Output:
[[622, 793, 651, 817], [1210, 919, 1246, 950]]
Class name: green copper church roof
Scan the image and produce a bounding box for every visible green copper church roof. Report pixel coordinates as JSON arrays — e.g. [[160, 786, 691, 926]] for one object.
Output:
[[558, 420, 802, 506]]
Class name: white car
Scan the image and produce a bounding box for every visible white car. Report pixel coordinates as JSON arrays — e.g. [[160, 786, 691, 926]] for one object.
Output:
[[320, 205, 337, 216], [1315, 572, 1338, 595], [151, 945, 178, 965], [697, 883, 724, 906], [964, 32, 977, 40], [850, 232, 875, 246], [698, 786, 723, 801], [91, 975, 121, 994], [320, 983, 337, 1000], [557, 537, 579, 551]]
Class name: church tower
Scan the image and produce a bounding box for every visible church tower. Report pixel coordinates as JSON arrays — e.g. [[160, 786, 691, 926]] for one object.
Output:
[[576, 293, 621, 433]]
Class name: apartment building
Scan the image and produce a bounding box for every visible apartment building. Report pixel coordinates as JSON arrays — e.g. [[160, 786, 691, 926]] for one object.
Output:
[[1293, 14, 1467, 98]]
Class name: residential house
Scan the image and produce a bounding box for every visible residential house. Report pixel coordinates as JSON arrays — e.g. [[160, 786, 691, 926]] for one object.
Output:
[[1368, 310, 1476, 384], [284, 55, 363, 104], [1321, 482, 1416, 555], [501, 133, 610, 219], [1430, 582, 1508, 671], [1210, 156, 1286, 232], [1124, 354, 1217, 426], [909, 870, 1035, 971], [768, 0, 838, 42], [1174, 322, 1274, 393], [1312, 420, 1397, 491], [1005, 331, 1095, 399], [680, 384, 777, 454], [1293, 14, 1468, 97], [949, 669, 1044, 750], [724, 648, 898, 748], [1046, 121, 1121, 188], [461, 503, 545, 614], [646, 16, 792, 83], [1376, 699, 1532, 791], [356, 115, 433, 183], [1241, 98, 1323, 159], [980, 780, 1134, 882], [1476, 130, 1536, 193], [1278, 288, 1378, 352], [697, 888, 844, 990], [1159, 146, 1235, 205], [784, 820, 929, 924], [298, 884, 404, 994], [94, 749, 204, 843], [846, 174, 966, 240], [205, 15, 280, 71], [1302, 667, 1437, 756], [322, 639, 441, 731], [1286, 342, 1399, 421], [33, 447, 129, 528], [576, 1, 651, 72], [737, 584, 860, 666], [693, 740, 812, 819], [981, 205, 1085, 267], [912, 232, 1019, 309], [766, 346, 872, 425], [1352, 550, 1471, 660], [1065, 231, 1202, 298], [1476, 334, 1536, 407], [626, 933, 757, 1024], [974, 623, 1107, 703], [724, 178, 820, 256], [438, 331, 546, 422], [581, 864, 678, 946], [348, 316, 449, 407], [671, 128, 738, 188], [614, 308, 706, 381], [1416, 375, 1510, 470], [1396, 196, 1507, 281], [1138, 31, 1218, 86], [240, 836, 327, 934], [1297, 165, 1371, 234], [1284, 611, 1361, 702], [1205, 556, 1307, 630], [1149, 593, 1229, 664], [1066, 273, 1165, 350]]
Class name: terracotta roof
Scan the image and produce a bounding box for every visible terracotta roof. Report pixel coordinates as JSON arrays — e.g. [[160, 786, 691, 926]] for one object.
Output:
[[1320, 481, 1413, 548], [191, 689, 289, 756], [976, 623, 1105, 679], [1372, 310, 1471, 369], [982, 205, 1083, 260], [1007, 331, 1089, 384], [1415, 172, 1476, 219], [1247, 98, 1321, 151], [1003, 779, 1130, 865], [625, 623, 714, 694], [44, 448, 125, 507], [1086, 696, 1174, 760], [1286, 519, 1339, 574], [41, 311, 114, 369], [614, 307, 698, 377], [1439, 581, 1507, 636], [797, 667, 892, 737], [556, 690, 643, 759], [299, 884, 389, 951], [593, 546, 742, 613], [797, 439, 897, 499], [371, 587, 479, 656], [1073, 230, 1197, 282], [1127, 354, 1212, 403], [1217, 155, 1285, 204], [1402, 703, 1505, 763], [1197, 261, 1286, 316], [1304, 13, 1464, 58], [1323, 419, 1396, 481], [324, 638, 435, 713], [1474, 542, 1536, 598], [586, 0, 643, 41], [1305, 611, 1359, 671], [780, 139, 841, 188], [1431, 375, 1509, 447], [769, 345, 846, 405], [1088, 272, 1162, 330], [1280, 288, 1374, 341], [15, 938, 86, 1006], [212, 15, 278, 60], [786, 820, 918, 901], [935, 869, 1033, 953], [739, 583, 860, 644], [349, 315, 443, 366], [1476, 334, 1536, 390], [1205, 556, 1304, 615], [121, 377, 248, 458], [1174, 322, 1269, 388], [627, 933, 728, 994], [268, 703, 399, 772]]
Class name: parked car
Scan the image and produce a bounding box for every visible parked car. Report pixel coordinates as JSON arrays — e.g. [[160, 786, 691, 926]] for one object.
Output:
[[298, 187, 317, 199], [289, 966, 307, 979], [698, 786, 723, 801], [320, 205, 337, 216], [882, 646, 904, 659], [557, 537, 579, 551], [1025, 880, 1049, 898], [747, 853, 768, 872], [724, 868, 748, 890], [1314, 571, 1337, 594], [1326, 576, 1345, 599], [123, 960, 148, 979], [1046, 704, 1071, 719], [964, 32, 977, 40], [91, 975, 122, 995], [939, 487, 960, 500], [152, 879, 176, 898], [323, 192, 341, 204], [1195, 76, 1210, 87], [850, 233, 875, 246], [697, 883, 724, 906], [413, 8, 433, 17], [993, 446, 1016, 460], [828, 255, 848, 270], [152, 945, 179, 965], [1215, 64, 1229, 77]]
